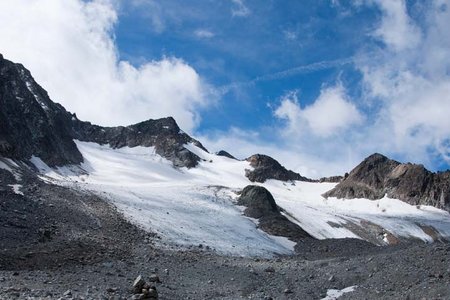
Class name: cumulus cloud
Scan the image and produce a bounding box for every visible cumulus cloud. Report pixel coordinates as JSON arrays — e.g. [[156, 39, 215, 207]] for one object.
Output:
[[199, 127, 357, 178], [0, 0, 211, 133], [370, 0, 422, 51], [274, 86, 363, 137], [357, 0, 450, 164]]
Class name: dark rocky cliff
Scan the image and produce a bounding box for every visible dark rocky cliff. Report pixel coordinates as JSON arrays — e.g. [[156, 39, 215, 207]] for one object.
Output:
[[0, 55, 83, 166]]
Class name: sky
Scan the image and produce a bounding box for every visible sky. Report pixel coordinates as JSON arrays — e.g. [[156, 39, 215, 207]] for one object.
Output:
[[0, 0, 450, 177]]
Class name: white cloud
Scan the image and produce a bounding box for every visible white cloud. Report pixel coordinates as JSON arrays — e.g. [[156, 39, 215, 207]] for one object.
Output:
[[199, 127, 357, 178], [194, 29, 215, 39], [370, 0, 422, 51], [231, 0, 250, 17], [0, 0, 211, 133], [357, 0, 450, 164], [274, 86, 363, 137]]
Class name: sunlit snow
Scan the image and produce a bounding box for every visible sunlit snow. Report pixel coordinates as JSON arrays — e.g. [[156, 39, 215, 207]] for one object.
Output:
[[321, 286, 357, 300], [28, 140, 450, 256]]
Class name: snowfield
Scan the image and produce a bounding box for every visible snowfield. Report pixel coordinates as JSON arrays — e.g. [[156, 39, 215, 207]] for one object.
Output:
[[26, 141, 450, 256]]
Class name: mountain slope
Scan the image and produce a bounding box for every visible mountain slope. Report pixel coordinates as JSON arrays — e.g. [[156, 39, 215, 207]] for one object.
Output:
[[0, 54, 83, 166], [2, 54, 450, 255], [0, 54, 205, 168], [324, 153, 450, 211]]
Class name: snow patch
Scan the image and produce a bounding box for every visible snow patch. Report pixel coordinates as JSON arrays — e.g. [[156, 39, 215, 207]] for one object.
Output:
[[0, 158, 22, 181], [8, 184, 24, 195], [25, 81, 49, 110], [0, 160, 13, 173], [322, 286, 357, 300]]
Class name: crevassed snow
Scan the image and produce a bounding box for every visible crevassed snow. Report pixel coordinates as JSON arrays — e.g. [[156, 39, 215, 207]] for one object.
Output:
[[29, 140, 450, 256], [34, 141, 294, 257], [321, 286, 357, 300]]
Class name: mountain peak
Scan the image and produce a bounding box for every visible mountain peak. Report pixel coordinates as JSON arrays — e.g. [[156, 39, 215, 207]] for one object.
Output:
[[245, 154, 311, 183], [323, 153, 450, 210], [0, 56, 206, 168], [364, 152, 390, 162]]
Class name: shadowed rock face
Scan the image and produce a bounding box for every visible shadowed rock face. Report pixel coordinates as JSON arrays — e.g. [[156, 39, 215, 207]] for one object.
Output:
[[245, 154, 311, 183], [237, 185, 279, 218], [0, 56, 83, 166], [323, 153, 450, 211], [216, 150, 237, 160], [70, 117, 207, 168], [238, 185, 312, 242], [0, 55, 205, 168], [318, 175, 343, 183]]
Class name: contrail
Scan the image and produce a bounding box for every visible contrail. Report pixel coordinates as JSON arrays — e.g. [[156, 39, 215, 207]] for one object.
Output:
[[217, 57, 354, 95]]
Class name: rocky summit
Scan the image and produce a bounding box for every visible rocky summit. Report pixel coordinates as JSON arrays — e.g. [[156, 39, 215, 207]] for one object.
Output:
[[324, 153, 450, 211], [0, 55, 83, 166], [245, 154, 311, 183], [0, 55, 205, 168]]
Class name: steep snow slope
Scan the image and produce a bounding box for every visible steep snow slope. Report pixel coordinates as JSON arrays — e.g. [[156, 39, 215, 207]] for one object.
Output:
[[29, 141, 450, 256]]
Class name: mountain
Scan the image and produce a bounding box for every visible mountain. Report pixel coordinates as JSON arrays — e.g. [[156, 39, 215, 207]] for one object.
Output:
[[2, 55, 450, 300], [0, 54, 206, 168], [245, 154, 312, 183], [0, 54, 82, 166], [323, 153, 450, 211], [2, 53, 450, 253]]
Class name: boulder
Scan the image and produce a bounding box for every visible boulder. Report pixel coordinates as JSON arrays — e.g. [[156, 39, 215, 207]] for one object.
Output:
[[237, 185, 312, 241]]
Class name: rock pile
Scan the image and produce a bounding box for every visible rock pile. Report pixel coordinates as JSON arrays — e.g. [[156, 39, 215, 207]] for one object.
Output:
[[131, 275, 159, 299]]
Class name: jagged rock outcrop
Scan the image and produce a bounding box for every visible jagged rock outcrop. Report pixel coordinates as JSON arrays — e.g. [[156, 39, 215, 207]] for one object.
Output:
[[238, 185, 312, 241], [318, 175, 344, 183], [216, 150, 237, 160], [0, 55, 83, 166], [245, 154, 311, 183], [323, 153, 450, 211], [0, 55, 205, 168], [70, 117, 206, 168]]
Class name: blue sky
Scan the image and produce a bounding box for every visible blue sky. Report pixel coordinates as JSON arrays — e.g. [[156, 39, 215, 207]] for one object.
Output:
[[0, 0, 449, 177], [115, 1, 372, 131]]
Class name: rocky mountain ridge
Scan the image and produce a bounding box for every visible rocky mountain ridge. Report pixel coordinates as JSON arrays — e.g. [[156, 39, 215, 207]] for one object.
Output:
[[1, 54, 450, 213], [245, 154, 312, 183], [324, 153, 450, 211], [1, 54, 312, 178], [0, 55, 206, 168]]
